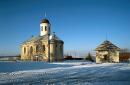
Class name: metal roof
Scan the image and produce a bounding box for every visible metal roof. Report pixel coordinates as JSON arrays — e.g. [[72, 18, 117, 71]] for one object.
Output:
[[41, 18, 50, 23]]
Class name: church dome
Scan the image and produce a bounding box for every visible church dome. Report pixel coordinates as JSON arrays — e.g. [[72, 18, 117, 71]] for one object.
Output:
[[41, 18, 50, 23]]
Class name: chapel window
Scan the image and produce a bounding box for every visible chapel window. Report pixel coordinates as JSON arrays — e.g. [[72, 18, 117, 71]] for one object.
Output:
[[43, 45, 45, 52], [30, 46, 33, 54], [24, 47, 26, 54], [45, 26, 47, 31], [60, 45, 62, 51], [36, 45, 39, 53], [41, 26, 43, 31]]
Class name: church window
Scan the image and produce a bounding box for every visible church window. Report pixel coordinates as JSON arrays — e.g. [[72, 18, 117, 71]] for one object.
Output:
[[36, 45, 39, 53], [24, 47, 26, 54], [30, 46, 33, 54], [60, 45, 62, 51], [41, 27, 43, 31], [43, 45, 45, 52], [45, 26, 47, 31]]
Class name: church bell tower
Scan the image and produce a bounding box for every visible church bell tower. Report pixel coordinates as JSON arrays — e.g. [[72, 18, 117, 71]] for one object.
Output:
[[40, 18, 51, 36]]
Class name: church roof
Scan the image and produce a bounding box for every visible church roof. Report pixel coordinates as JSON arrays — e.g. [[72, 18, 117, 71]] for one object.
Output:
[[22, 34, 63, 44], [95, 40, 120, 51], [50, 33, 60, 40], [22, 35, 47, 44], [41, 18, 50, 23]]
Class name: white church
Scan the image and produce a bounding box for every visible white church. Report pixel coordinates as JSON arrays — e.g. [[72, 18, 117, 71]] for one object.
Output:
[[21, 18, 64, 62]]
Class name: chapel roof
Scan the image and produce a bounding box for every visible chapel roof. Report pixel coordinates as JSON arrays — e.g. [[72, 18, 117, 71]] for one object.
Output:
[[22, 35, 47, 44], [95, 40, 120, 51], [22, 34, 63, 44]]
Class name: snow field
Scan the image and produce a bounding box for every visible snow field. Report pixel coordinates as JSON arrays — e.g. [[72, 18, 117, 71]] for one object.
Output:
[[0, 61, 130, 85]]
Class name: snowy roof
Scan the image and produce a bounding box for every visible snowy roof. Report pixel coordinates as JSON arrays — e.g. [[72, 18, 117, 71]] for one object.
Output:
[[22, 34, 63, 44], [49, 34, 64, 43], [95, 40, 120, 51], [50, 33, 60, 40], [22, 35, 48, 44]]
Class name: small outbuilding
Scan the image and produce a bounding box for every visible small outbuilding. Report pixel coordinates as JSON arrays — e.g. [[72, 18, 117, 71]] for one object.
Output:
[[95, 40, 120, 63]]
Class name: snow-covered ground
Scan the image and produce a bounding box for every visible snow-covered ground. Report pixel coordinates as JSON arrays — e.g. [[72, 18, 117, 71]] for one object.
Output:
[[0, 61, 130, 85]]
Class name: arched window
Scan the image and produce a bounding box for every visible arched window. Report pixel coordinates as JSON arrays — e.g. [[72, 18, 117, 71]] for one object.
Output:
[[36, 46, 38, 52], [24, 47, 26, 54], [43, 45, 45, 52], [45, 26, 47, 31], [30, 46, 33, 54], [60, 45, 62, 51], [41, 26, 43, 31]]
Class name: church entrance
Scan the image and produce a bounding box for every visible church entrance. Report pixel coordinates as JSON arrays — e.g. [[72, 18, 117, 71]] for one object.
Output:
[[33, 54, 43, 61], [103, 55, 109, 62]]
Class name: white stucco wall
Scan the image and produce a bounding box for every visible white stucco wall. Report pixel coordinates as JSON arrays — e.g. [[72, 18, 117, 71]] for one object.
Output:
[[40, 23, 51, 36]]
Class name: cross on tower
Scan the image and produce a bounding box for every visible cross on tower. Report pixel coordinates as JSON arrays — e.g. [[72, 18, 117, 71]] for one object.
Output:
[[45, 12, 46, 18]]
